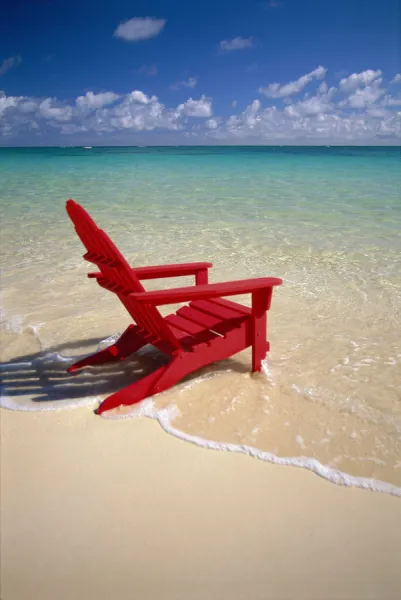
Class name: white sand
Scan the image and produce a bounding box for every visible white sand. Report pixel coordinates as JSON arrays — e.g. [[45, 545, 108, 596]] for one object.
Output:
[[1, 407, 400, 600]]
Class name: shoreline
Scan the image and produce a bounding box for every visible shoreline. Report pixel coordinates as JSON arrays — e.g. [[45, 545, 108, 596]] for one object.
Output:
[[2, 392, 400, 497], [108, 399, 401, 498], [1, 407, 400, 600]]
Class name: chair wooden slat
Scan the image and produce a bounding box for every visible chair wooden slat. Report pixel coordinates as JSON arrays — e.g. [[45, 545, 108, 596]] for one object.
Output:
[[66, 199, 181, 352], [189, 299, 246, 321], [176, 306, 222, 329], [210, 297, 252, 316]]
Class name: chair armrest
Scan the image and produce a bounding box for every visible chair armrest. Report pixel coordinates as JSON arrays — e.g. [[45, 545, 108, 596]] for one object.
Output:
[[131, 262, 213, 280], [129, 277, 282, 306]]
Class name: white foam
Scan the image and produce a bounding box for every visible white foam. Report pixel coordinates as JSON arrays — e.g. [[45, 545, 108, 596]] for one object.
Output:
[[289, 381, 401, 435], [2, 331, 401, 497], [0, 350, 100, 412], [104, 399, 401, 498], [261, 358, 276, 385], [0, 388, 100, 412], [0, 311, 25, 334], [96, 333, 120, 352]]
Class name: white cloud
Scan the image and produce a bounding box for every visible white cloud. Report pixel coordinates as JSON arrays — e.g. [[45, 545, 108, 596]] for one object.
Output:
[[0, 91, 20, 116], [59, 123, 88, 134], [206, 119, 219, 129], [0, 55, 22, 77], [367, 107, 390, 118], [171, 77, 198, 90], [125, 90, 156, 104], [345, 85, 385, 109], [110, 94, 165, 130], [285, 89, 336, 117], [339, 70, 382, 94], [219, 37, 253, 51], [232, 100, 237, 108], [38, 98, 73, 122], [243, 99, 262, 127], [18, 100, 40, 115], [76, 91, 120, 110], [177, 95, 212, 117], [391, 74, 401, 84], [205, 83, 401, 143], [259, 66, 327, 98], [113, 17, 166, 42], [338, 75, 386, 110], [381, 94, 401, 107], [1, 67, 400, 144]]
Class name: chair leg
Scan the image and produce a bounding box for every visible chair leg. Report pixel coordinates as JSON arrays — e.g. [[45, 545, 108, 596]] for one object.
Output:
[[96, 323, 251, 414], [252, 341, 270, 372], [251, 289, 270, 372], [95, 363, 171, 414], [68, 325, 147, 373], [95, 355, 191, 415]]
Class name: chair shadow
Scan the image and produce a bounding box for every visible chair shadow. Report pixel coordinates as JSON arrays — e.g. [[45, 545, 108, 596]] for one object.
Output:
[[0, 336, 249, 406]]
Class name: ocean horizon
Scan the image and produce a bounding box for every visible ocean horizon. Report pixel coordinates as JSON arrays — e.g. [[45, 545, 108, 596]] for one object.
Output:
[[2, 143, 400, 148]]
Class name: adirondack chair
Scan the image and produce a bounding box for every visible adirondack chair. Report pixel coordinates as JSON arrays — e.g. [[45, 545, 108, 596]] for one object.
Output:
[[65, 199, 282, 414]]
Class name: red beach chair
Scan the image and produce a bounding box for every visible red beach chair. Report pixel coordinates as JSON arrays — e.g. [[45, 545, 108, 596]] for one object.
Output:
[[66, 199, 282, 414]]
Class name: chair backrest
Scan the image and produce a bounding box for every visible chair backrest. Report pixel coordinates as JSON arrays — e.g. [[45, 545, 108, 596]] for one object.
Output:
[[66, 199, 182, 352]]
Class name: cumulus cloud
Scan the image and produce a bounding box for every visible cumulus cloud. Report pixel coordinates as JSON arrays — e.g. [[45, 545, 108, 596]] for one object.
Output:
[[339, 70, 382, 94], [285, 89, 336, 118], [205, 68, 399, 142], [381, 94, 401, 107], [207, 98, 400, 143], [1, 67, 400, 144], [259, 66, 327, 98], [367, 107, 390, 119], [0, 55, 22, 76], [219, 37, 253, 51], [76, 91, 120, 110], [206, 119, 219, 129], [0, 91, 20, 116], [345, 85, 385, 109], [18, 100, 39, 114], [171, 77, 198, 90], [177, 95, 212, 117], [125, 90, 156, 104], [113, 17, 166, 42], [38, 98, 73, 122], [336, 71, 386, 109], [109, 93, 166, 130], [391, 74, 401, 84]]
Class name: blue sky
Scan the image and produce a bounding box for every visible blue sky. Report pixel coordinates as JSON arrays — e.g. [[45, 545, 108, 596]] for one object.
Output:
[[1, 0, 400, 145]]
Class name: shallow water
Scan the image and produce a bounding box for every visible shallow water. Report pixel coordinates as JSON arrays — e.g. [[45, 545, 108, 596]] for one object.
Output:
[[1, 146, 400, 494]]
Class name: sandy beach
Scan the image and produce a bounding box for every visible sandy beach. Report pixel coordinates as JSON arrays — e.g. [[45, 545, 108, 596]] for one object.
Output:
[[1, 406, 400, 600], [2, 0, 401, 592], [1, 147, 401, 598], [2, 0, 401, 593]]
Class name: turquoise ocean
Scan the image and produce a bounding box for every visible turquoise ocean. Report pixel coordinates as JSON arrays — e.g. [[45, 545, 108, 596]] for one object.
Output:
[[1, 146, 400, 495]]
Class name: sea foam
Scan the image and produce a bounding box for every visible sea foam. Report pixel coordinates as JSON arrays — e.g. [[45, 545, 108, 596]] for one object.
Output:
[[104, 398, 401, 498], [1, 329, 400, 497]]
